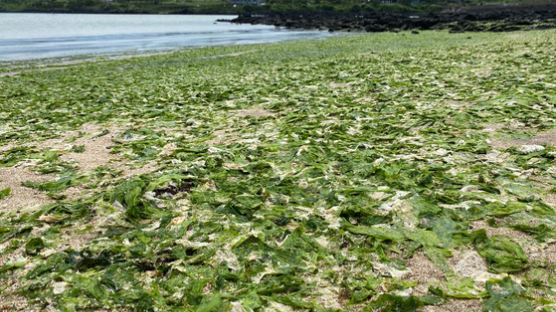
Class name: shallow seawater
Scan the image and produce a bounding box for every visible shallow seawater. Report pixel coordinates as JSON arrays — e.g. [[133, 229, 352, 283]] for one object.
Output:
[[0, 13, 334, 61]]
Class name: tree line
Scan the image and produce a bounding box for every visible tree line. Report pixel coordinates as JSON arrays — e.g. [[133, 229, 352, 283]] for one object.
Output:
[[0, 0, 539, 14]]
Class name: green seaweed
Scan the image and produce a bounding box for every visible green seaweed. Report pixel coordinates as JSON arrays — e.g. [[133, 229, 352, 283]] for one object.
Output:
[[0, 29, 555, 311], [474, 232, 529, 273], [483, 277, 534, 312], [0, 187, 10, 199]]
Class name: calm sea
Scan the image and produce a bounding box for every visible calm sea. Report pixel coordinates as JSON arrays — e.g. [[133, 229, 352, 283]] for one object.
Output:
[[0, 13, 333, 61]]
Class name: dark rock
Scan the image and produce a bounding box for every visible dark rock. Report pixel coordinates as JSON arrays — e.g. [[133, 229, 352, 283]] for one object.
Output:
[[230, 3, 556, 33]]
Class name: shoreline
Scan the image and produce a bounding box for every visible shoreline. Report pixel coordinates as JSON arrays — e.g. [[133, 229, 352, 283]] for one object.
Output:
[[0, 14, 337, 64], [0, 47, 265, 77], [0, 34, 337, 69], [0, 50, 177, 77]]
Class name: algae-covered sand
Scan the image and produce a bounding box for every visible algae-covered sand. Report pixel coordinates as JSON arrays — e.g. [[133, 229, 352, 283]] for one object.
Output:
[[0, 30, 555, 311]]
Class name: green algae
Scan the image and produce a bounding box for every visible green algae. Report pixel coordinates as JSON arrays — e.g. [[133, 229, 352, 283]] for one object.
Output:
[[483, 277, 534, 312], [474, 232, 529, 274], [0, 187, 10, 199], [0, 30, 555, 311]]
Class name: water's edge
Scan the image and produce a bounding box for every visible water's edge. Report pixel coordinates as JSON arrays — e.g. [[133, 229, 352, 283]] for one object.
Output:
[[0, 13, 334, 61]]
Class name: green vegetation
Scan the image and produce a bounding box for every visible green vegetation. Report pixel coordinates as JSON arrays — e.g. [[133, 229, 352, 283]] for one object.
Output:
[[0, 187, 10, 199], [0, 0, 546, 14], [0, 0, 238, 14], [1, 29, 555, 311], [257, 0, 546, 14]]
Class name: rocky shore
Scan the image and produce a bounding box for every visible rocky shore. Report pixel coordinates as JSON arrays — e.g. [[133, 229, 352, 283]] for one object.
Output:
[[229, 3, 556, 32]]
